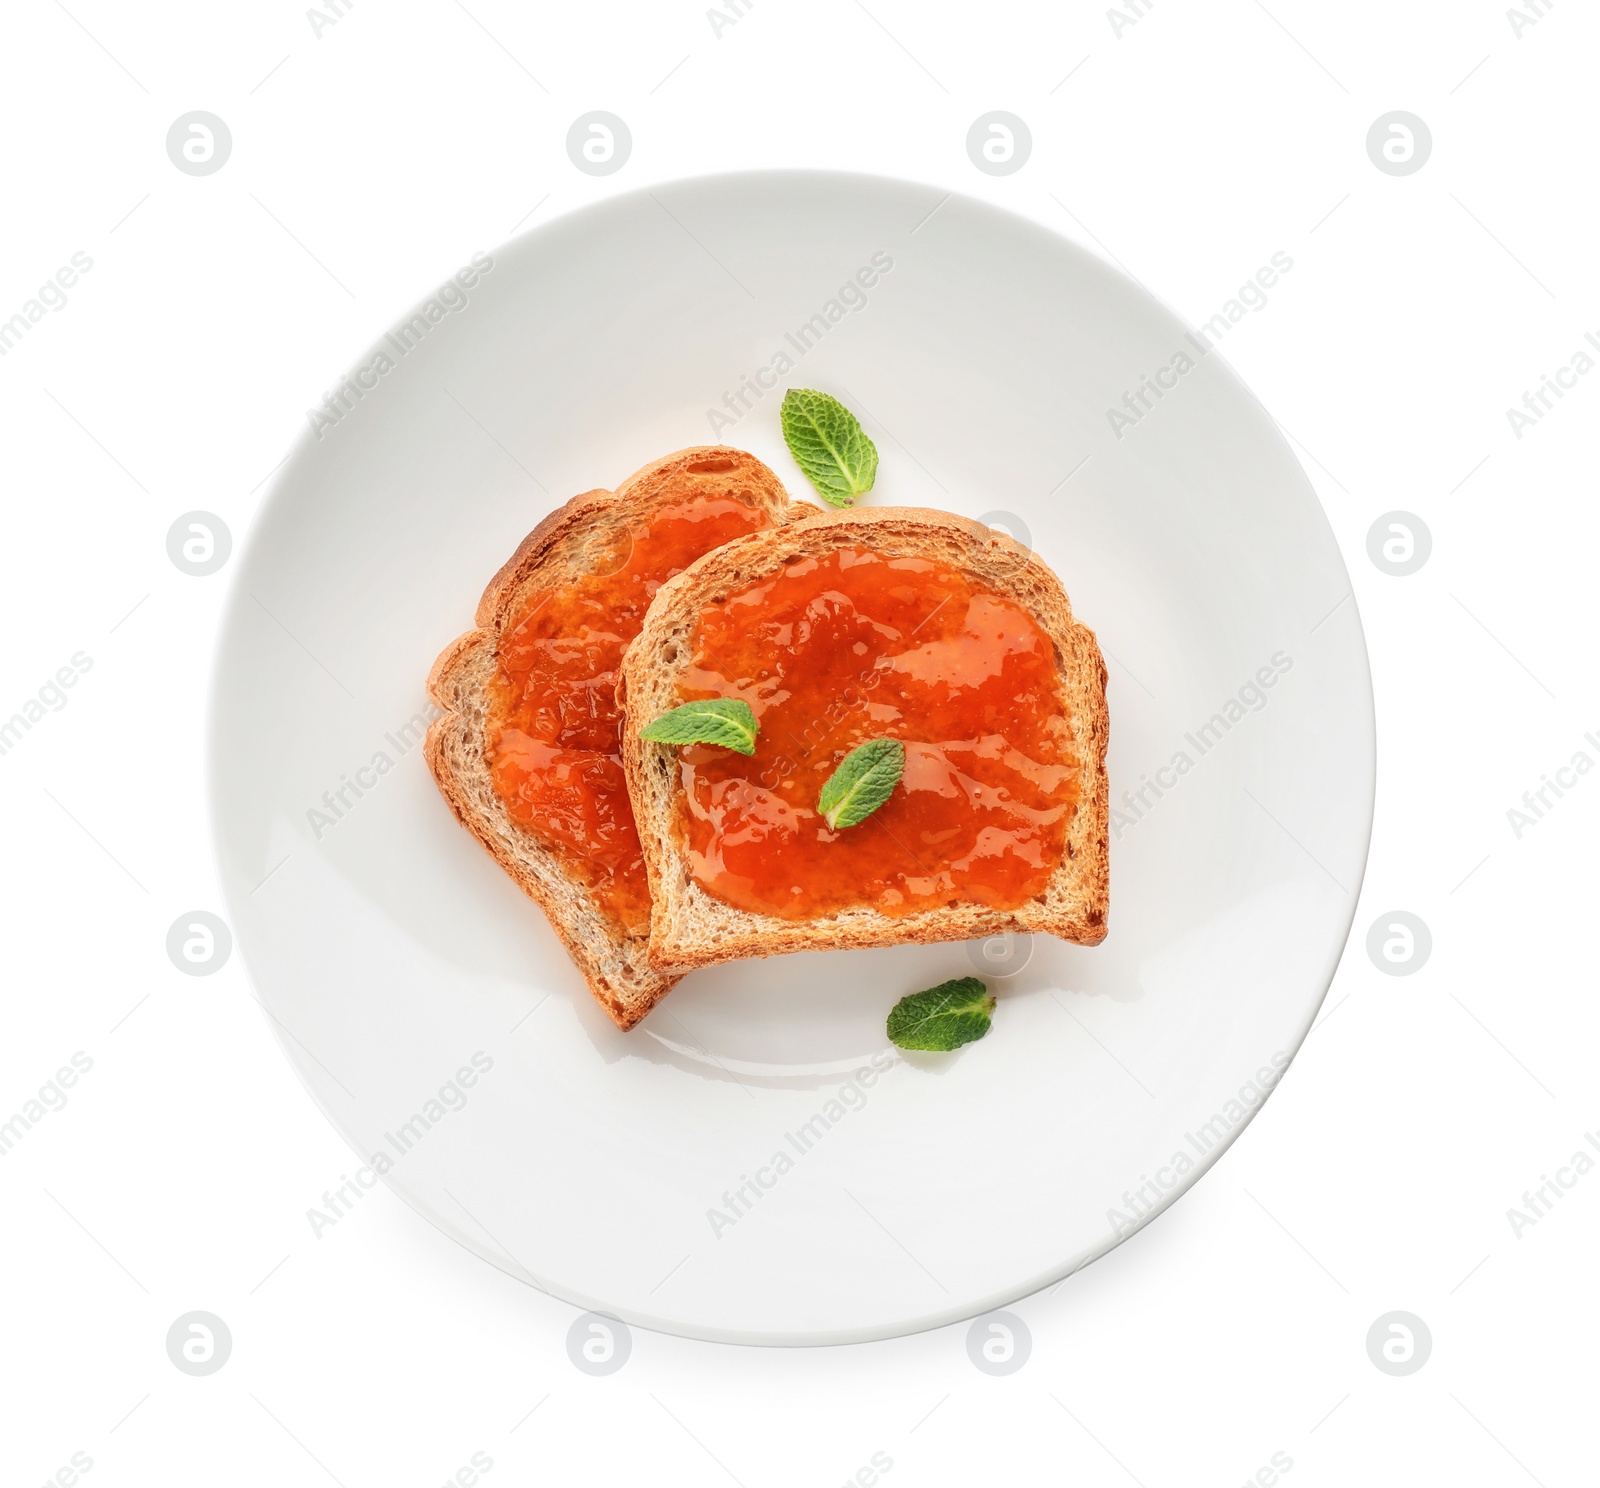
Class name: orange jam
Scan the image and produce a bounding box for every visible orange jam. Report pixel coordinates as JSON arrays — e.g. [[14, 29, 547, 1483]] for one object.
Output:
[[489, 493, 775, 932], [675, 546, 1077, 920]]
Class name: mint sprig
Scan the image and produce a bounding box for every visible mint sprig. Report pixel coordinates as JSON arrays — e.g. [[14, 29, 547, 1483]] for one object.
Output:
[[887, 977, 996, 1052], [780, 388, 878, 508], [817, 737, 904, 830], [639, 698, 758, 754]]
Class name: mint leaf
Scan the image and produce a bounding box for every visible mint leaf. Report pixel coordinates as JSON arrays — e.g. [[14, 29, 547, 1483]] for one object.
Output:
[[639, 698, 758, 754], [817, 737, 904, 830], [887, 977, 996, 1052], [780, 388, 878, 508]]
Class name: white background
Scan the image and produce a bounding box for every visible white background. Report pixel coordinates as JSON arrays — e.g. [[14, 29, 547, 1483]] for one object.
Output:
[[2, 0, 1597, 1484]]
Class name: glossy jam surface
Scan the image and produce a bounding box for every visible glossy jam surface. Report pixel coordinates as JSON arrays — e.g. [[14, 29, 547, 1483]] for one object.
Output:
[[489, 493, 774, 931], [676, 547, 1077, 920]]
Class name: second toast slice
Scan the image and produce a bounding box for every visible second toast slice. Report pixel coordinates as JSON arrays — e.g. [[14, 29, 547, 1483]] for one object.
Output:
[[619, 506, 1109, 972]]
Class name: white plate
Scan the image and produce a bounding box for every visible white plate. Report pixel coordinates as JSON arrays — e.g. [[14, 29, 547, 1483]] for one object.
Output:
[[210, 170, 1373, 1345]]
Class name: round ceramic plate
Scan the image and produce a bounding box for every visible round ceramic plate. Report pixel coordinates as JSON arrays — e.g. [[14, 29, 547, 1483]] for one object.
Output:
[[210, 170, 1373, 1345]]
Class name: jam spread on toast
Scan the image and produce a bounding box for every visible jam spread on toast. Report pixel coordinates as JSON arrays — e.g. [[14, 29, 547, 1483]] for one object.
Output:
[[674, 546, 1077, 919], [489, 493, 775, 932]]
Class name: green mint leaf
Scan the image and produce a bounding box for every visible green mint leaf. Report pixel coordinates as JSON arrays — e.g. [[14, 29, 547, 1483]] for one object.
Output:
[[887, 977, 996, 1052], [639, 698, 758, 755], [817, 737, 904, 830], [780, 388, 879, 508]]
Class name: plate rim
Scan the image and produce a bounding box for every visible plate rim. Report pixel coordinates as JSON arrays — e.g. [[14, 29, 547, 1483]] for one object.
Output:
[[206, 165, 1377, 1346]]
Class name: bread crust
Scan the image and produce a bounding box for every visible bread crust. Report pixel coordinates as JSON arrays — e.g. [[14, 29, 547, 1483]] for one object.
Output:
[[424, 447, 809, 1029], [619, 507, 1109, 972]]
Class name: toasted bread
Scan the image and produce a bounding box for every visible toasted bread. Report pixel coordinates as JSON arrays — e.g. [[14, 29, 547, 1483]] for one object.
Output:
[[425, 447, 811, 1028], [619, 506, 1109, 971]]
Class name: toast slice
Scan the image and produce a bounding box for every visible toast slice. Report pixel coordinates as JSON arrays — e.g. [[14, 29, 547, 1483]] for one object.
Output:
[[425, 447, 811, 1029], [619, 506, 1109, 971]]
